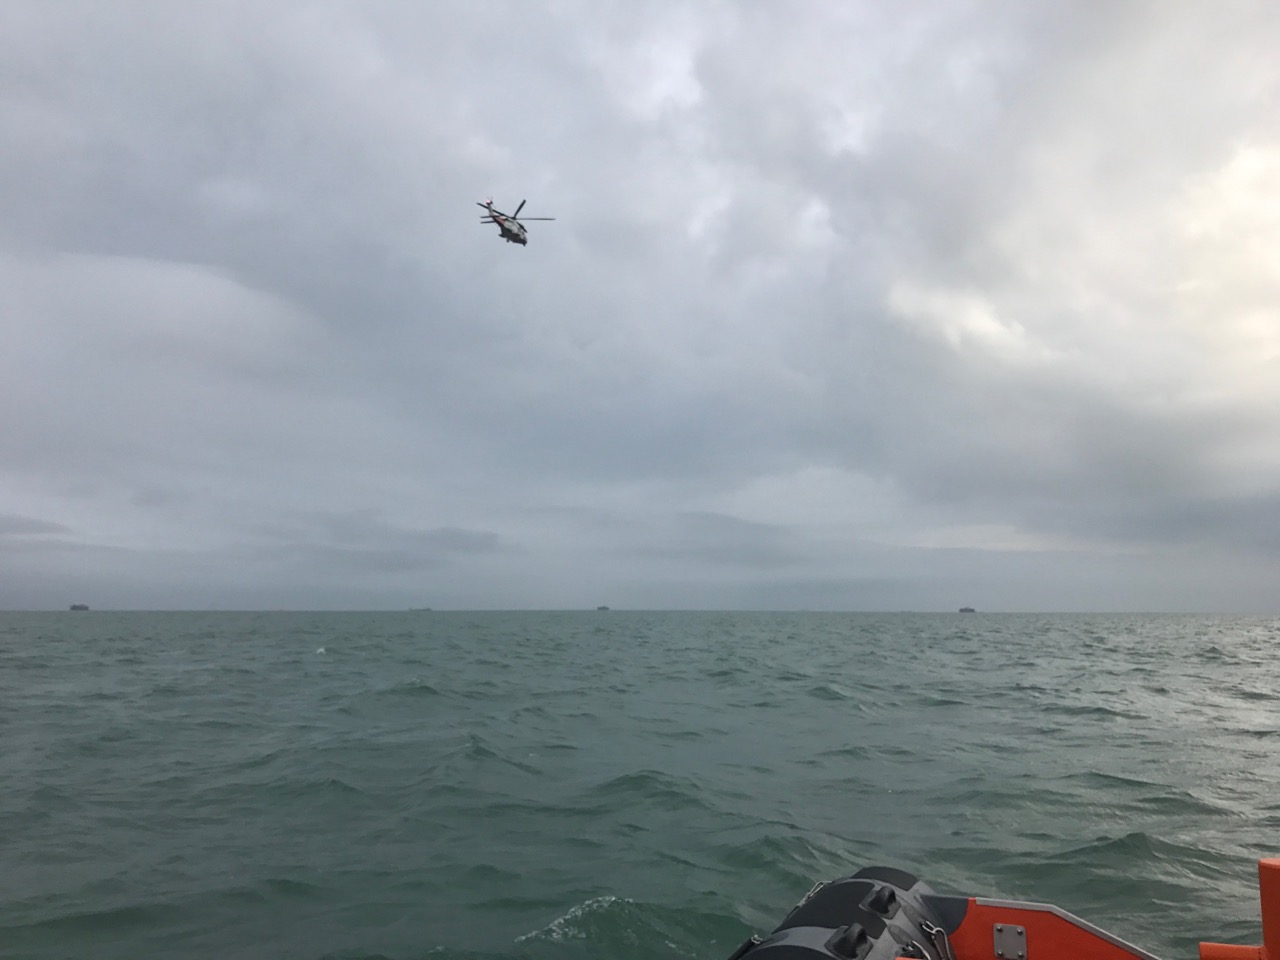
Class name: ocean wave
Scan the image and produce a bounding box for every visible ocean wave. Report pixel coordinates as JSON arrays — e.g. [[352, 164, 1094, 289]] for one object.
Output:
[[386, 679, 445, 698], [584, 771, 718, 814], [219, 877, 335, 905], [807, 683, 857, 701], [4, 610, 1276, 960], [1042, 703, 1147, 720], [514, 896, 747, 960], [515, 895, 626, 943]]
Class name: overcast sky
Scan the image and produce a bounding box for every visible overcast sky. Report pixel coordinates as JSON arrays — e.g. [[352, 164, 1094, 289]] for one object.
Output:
[[2, 2, 1279, 611]]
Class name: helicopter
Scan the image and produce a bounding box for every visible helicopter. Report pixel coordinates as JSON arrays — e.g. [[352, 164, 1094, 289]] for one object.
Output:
[[478, 198, 554, 246]]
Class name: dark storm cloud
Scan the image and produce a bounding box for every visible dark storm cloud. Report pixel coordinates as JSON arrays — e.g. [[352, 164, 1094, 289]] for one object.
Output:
[[2, 2, 1279, 610]]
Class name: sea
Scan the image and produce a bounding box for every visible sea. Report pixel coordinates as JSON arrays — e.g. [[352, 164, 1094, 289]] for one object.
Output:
[[2, 611, 1277, 960]]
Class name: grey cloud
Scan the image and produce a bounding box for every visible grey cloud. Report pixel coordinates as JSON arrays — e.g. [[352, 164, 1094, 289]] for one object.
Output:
[[0, 515, 71, 536], [244, 510, 505, 564], [2, 2, 1279, 610], [631, 511, 799, 569]]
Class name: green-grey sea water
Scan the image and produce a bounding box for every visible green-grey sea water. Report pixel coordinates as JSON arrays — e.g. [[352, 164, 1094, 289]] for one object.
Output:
[[2, 611, 1277, 960]]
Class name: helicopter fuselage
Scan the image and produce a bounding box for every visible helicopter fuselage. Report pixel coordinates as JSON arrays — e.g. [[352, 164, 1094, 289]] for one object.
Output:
[[493, 216, 528, 245], [479, 199, 552, 246], [480, 204, 529, 244]]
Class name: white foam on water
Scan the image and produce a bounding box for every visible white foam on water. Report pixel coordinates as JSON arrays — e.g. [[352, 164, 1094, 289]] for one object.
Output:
[[515, 895, 627, 943]]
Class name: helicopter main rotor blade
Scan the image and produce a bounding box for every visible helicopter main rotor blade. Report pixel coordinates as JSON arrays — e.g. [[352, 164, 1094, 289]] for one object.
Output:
[[517, 217, 555, 221], [512, 199, 527, 217]]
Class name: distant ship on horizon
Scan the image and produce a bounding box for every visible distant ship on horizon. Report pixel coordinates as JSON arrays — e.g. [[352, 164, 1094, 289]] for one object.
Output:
[[69, 603, 89, 611]]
